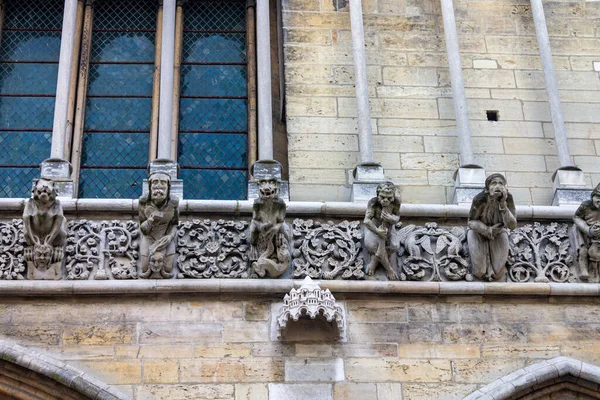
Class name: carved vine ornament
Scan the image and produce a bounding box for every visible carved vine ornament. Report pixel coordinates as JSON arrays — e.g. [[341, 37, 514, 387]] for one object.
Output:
[[5, 177, 599, 283]]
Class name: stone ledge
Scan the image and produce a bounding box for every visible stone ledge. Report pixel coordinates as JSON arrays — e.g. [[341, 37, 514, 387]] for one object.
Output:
[[0, 279, 599, 297], [0, 198, 579, 220]]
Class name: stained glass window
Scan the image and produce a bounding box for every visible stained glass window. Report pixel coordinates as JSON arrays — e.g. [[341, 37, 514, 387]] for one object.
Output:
[[0, 0, 63, 197], [78, 0, 156, 198], [179, 0, 248, 200]]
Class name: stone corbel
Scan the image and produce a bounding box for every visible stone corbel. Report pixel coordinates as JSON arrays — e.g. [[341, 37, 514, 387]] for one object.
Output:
[[275, 277, 346, 341]]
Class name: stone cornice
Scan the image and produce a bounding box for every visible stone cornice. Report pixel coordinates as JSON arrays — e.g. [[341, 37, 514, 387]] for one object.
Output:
[[0, 279, 597, 297], [0, 199, 579, 220]]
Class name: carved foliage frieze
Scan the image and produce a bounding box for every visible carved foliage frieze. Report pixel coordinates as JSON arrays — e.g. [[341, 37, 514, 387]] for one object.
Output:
[[177, 219, 250, 279], [507, 222, 574, 283], [0, 220, 25, 280], [398, 223, 471, 282], [65, 220, 139, 280], [292, 219, 364, 280]]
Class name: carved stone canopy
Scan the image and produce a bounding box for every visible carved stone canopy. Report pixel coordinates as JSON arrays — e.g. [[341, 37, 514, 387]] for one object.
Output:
[[276, 277, 346, 341]]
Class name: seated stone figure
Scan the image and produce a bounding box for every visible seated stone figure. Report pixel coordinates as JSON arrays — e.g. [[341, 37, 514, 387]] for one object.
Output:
[[139, 172, 178, 279], [23, 178, 67, 280], [248, 177, 291, 278], [570, 183, 600, 281], [363, 182, 401, 280], [467, 173, 517, 281]]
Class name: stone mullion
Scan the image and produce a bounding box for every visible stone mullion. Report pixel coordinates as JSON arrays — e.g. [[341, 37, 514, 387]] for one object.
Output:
[[169, 1, 184, 161], [70, 0, 94, 196], [149, 3, 164, 161], [64, 0, 86, 160], [157, 0, 176, 160], [246, 0, 258, 170]]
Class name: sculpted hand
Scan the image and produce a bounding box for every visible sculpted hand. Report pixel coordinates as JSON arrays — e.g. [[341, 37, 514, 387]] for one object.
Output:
[[499, 189, 508, 209], [376, 227, 387, 238], [488, 223, 503, 240], [381, 210, 397, 224], [589, 224, 600, 238]]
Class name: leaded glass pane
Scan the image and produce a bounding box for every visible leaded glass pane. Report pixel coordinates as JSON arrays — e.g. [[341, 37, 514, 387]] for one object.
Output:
[[79, 0, 156, 198], [178, 0, 248, 200], [179, 133, 247, 168], [180, 169, 247, 200], [0, 0, 61, 197], [79, 168, 146, 198], [179, 99, 247, 132], [181, 65, 247, 97]]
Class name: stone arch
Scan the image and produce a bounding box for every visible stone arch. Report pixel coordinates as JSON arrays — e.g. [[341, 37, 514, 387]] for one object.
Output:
[[465, 357, 600, 400], [0, 340, 128, 400]]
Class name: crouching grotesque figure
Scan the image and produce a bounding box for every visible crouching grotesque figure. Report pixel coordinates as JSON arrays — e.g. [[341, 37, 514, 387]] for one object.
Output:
[[363, 182, 401, 280], [23, 178, 67, 280], [570, 183, 600, 281], [467, 173, 517, 281], [139, 173, 178, 278], [248, 177, 291, 278]]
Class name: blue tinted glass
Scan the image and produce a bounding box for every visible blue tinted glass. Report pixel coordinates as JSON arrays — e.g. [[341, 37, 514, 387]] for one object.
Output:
[[178, 133, 246, 168], [84, 98, 152, 131], [180, 169, 247, 200], [90, 32, 155, 63], [183, 33, 246, 63], [0, 63, 59, 95], [0, 168, 39, 197], [179, 98, 247, 132], [79, 168, 146, 198], [93, 0, 157, 30], [184, 1, 245, 31], [0, 97, 55, 130], [3, 0, 63, 29], [87, 64, 154, 96], [0, 131, 51, 164], [81, 133, 149, 167], [181, 65, 247, 97], [0, 31, 62, 61]]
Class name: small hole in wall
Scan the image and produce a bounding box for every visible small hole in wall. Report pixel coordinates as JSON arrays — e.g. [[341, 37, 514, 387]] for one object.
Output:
[[486, 110, 499, 121]]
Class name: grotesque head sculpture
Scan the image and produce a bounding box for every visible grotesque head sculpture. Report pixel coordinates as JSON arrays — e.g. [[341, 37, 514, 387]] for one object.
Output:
[[485, 173, 507, 200], [148, 173, 171, 205], [32, 178, 57, 205], [258, 178, 279, 200], [33, 243, 53, 270], [591, 183, 600, 210], [149, 252, 166, 273], [376, 182, 396, 208]]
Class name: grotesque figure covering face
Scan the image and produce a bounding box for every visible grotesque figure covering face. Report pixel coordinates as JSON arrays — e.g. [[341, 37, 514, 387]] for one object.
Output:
[[139, 172, 179, 279], [248, 177, 291, 278], [363, 182, 401, 280], [22, 178, 67, 280], [467, 173, 517, 281], [571, 183, 600, 281]]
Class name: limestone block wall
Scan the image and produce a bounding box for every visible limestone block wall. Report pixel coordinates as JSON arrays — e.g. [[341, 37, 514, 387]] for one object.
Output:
[[2, 292, 600, 399], [282, 0, 600, 204]]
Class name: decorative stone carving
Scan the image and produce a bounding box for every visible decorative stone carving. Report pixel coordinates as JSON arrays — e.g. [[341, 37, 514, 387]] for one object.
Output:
[[248, 177, 291, 278], [363, 182, 401, 280], [139, 172, 178, 279], [398, 222, 471, 281], [177, 219, 249, 278], [507, 222, 574, 283], [65, 220, 139, 280], [0, 220, 25, 280], [467, 173, 517, 281], [292, 219, 364, 280], [276, 277, 345, 340], [22, 179, 67, 280], [570, 183, 600, 282]]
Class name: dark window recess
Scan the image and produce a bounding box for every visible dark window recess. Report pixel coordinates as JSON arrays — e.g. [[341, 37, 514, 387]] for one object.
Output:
[[486, 110, 499, 122]]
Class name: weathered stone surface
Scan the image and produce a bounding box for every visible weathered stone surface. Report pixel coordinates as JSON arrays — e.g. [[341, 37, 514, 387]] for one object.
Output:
[[333, 382, 377, 400], [451, 359, 526, 383], [285, 358, 344, 382], [443, 324, 528, 344], [180, 359, 284, 383], [71, 360, 142, 385], [143, 359, 179, 383], [135, 384, 234, 400], [398, 344, 480, 359], [235, 383, 268, 400], [268, 383, 333, 400], [345, 359, 452, 382], [62, 324, 136, 345], [402, 383, 479, 400], [139, 323, 222, 344], [346, 301, 407, 323]]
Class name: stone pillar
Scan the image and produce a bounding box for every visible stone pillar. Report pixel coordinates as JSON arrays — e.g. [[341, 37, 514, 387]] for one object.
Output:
[[348, 0, 386, 202], [45, 0, 78, 197], [157, 0, 176, 160], [440, 0, 485, 204], [256, 0, 273, 160], [529, 0, 589, 205]]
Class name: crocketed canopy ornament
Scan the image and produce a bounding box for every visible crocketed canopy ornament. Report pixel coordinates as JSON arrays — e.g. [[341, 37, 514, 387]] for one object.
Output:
[[276, 276, 346, 340]]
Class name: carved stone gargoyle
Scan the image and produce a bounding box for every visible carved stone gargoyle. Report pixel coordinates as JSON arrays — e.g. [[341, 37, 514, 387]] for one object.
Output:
[[248, 177, 291, 278], [363, 182, 401, 280], [23, 179, 67, 280], [138, 172, 178, 279], [570, 183, 600, 282]]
